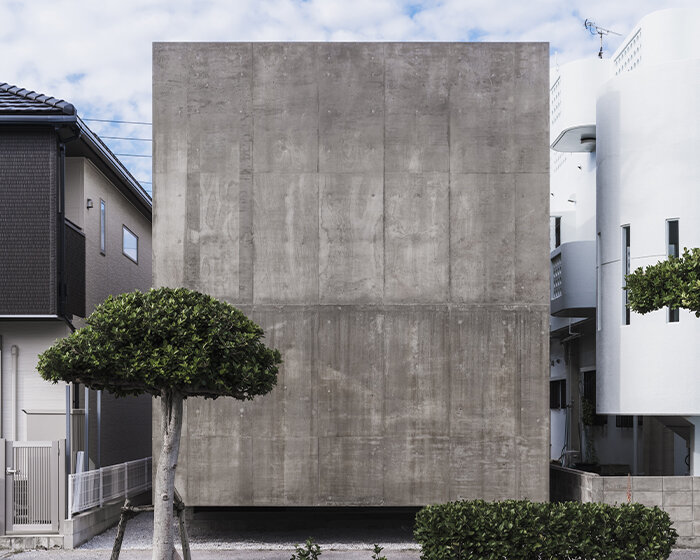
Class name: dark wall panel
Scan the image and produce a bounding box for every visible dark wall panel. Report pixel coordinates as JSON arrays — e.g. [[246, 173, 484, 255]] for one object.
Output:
[[65, 222, 85, 317], [0, 129, 58, 315]]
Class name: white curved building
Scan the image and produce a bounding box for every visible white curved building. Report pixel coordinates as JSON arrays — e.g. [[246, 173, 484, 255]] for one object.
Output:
[[550, 8, 700, 476]]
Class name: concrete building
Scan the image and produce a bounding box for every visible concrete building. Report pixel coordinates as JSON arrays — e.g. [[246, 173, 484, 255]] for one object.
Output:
[[0, 82, 152, 541], [153, 42, 550, 510], [549, 8, 700, 477]]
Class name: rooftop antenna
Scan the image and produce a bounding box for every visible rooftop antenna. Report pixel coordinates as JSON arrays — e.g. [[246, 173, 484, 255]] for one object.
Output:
[[584, 19, 621, 59]]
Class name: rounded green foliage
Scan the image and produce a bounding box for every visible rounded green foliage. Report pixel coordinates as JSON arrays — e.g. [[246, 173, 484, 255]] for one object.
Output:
[[414, 499, 677, 560], [627, 247, 700, 316], [37, 287, 281, 398]]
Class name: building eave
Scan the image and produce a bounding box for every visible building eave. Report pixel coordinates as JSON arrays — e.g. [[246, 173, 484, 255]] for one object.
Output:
[[0, 114, 152, 221]]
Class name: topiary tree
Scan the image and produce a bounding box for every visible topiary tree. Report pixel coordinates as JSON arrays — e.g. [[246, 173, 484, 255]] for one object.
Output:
[[626, 247, 700, 315], [37, 287, 281, 560]]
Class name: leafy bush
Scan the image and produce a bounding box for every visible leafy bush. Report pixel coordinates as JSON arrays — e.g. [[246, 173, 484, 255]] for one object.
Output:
[[290, 538, 321, 560], [414, 499, 677, 560]]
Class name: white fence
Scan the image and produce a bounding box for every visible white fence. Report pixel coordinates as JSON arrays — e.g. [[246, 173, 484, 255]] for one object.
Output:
[[68, 457, 152, 518]]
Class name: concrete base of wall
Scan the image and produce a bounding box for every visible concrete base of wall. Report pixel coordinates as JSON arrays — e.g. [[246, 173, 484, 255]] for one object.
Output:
[[551, 465, 700, 547], [62, 491, 150, 550], [0, 534, 63, 551]]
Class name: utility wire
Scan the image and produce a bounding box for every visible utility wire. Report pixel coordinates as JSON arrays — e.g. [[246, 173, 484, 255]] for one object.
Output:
[[114, 153, 151, 158], [101, 136, 152, 142], [83, 118, 152, 126]]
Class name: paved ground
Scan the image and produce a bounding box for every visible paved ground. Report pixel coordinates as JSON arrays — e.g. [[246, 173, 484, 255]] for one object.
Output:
[[3, 512, 421, 559], [1, 511, 698, 559], [5, 548, 700, 559]]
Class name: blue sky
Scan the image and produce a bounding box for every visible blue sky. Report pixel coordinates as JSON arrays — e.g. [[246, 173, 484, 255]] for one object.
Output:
[[1, 0, 696, 194]]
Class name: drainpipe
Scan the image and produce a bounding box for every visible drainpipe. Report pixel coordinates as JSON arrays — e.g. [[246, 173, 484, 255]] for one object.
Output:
[[10, 346, 18, 441], [84, 387, 89, 472], [57, 141, 66, 319], [96, 390, 101, 470], [632, 415, 638, 475], [0, 336, 3, 438]]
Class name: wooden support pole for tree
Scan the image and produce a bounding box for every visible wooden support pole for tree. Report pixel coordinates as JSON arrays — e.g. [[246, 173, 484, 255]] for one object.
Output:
[[174, 489, 191, 560], [111, 499, 135, 560], [110, 488, 191, 560]]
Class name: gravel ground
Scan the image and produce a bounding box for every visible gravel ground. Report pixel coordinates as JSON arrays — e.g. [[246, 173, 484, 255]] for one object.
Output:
[[2, 512, 699, 559], [4, 512, 421, 559]]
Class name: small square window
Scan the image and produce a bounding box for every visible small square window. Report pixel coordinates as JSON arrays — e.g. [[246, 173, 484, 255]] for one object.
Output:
[[122, 226, 138, 263], [550, 379, 566, 410]]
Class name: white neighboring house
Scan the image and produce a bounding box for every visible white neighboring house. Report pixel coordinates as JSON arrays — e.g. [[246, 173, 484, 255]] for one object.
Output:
[[0, 82, 152, 539], [550, 8, 700, 476]]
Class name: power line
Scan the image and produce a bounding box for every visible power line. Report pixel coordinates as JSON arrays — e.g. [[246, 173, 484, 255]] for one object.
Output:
[[101, 136, 152, 142], [114, 153, 151, 158], [83, 118, 152, 126]]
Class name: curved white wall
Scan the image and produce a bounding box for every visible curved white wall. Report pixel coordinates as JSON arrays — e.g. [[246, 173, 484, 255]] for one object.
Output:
[[613, 9, 700, 75], [550, 58, 610, 149], [597, 58, 700, 415]]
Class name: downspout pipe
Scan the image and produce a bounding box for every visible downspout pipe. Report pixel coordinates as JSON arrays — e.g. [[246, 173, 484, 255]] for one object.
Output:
[[0, 336, 2, 438], [10, 346, 18, 441], [57, 140, 66, 319]]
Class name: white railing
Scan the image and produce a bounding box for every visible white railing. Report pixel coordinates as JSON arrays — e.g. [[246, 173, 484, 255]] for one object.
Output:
[[68, 457, 152, 518]]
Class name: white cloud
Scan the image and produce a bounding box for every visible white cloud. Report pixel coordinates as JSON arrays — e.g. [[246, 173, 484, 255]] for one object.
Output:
[[1, 0, 697, 192]]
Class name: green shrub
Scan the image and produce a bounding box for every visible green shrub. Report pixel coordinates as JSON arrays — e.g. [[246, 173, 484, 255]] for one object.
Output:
[[414, 499, 677, 560], [290, 538, 321, 560]]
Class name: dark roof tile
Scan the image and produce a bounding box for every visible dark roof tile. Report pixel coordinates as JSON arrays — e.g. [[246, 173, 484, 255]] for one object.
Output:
[[0, 82, 75, 115]]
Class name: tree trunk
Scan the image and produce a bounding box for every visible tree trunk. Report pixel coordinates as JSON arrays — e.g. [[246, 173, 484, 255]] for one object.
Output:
[[153, 390, 183, 560]]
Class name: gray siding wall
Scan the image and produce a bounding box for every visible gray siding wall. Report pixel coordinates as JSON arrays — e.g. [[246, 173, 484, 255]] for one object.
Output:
[[78, 158, 152, 315], [66, 157, 153, 468], [0, 128, 57, 315], [153, 42, 550, 506]]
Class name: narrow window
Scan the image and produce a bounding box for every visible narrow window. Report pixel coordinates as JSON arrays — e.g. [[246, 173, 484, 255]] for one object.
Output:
[[622, 226, 631, 325], [550, 216, 562, 252], [550, 379, 566, 409], [583, 371, 606, 426], [667, 220, 679, 322], [100, 199, 106, 254], [122, 226, 138, 263]]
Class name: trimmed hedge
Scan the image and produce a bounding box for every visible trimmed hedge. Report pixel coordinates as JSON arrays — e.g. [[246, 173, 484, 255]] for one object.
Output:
[[414, 499, 677, 560]]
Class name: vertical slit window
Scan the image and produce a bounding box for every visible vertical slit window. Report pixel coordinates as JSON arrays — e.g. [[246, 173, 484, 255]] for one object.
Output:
[[623, 225, 630, 325], [100, 199, 106, 254], [550, 216, 562, 252], [668, 219, 679, 322]]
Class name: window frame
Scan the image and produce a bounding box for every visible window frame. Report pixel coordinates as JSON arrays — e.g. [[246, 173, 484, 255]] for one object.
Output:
[[667, 219, 679, 323], [100, 199, 106, 255], [622, 225, 630, 325], [122, 225, 139, 264], [550, 379, 566, 410]]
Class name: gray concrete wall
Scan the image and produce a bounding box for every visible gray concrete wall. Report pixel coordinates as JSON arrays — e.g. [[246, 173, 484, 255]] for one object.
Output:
[[551, 465, 700, 547], [153, 42, 550, 506]]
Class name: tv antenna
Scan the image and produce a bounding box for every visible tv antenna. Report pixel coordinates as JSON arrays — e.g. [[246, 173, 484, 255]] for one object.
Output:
[[584, 19, 621, 58]]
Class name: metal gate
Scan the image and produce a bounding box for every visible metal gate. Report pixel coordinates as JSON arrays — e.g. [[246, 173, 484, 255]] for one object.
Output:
[[5, 441, 59, 533]]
